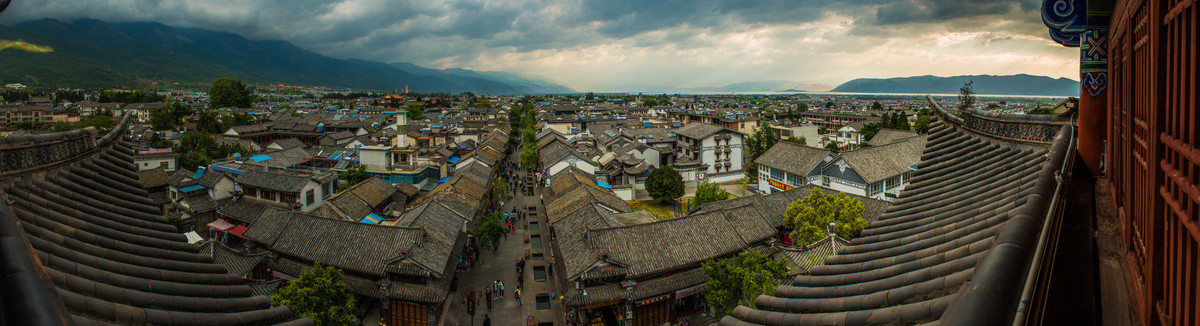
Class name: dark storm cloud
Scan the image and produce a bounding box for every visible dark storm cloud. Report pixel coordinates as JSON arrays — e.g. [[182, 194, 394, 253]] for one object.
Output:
[[1, 0, 1044, 48], [0, 0, 1068, 88]]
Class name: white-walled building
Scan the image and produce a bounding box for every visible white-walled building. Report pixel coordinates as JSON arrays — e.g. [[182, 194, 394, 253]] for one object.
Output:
[[754, 142, 835, 194], [757, 135, 926, 201], [674, 122, 745, 183], [233, 170, 336, 212], [134, 150, 179, 171]]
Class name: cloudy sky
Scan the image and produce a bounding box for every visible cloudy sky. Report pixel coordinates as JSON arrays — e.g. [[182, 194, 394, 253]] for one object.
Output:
[[0, 0, 1078, 91]]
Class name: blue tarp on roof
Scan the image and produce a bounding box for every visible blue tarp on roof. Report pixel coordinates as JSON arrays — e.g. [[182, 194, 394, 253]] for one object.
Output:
[[360, 212, 383, 224], [178, 184, 206, 192], [248, 112, 267, 115], [248, 155, 272, 162], [192, 169, 205, 179], [437, 177, 452, 184], [383, 111, 397, 114], [643, 121, 652, 128], [597, 181, 613, 189], [448, 156, 460, 164], [672, 121, 682, 127], [327, 151, 349, 160], [210, 165, 244, 175]]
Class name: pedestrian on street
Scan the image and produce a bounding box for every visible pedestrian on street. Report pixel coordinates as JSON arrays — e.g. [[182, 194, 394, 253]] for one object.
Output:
[[483, 314, 491, 326], [514, 288, 523, 308], [498, 281, 505, 298], [485, 288, 493, 309]]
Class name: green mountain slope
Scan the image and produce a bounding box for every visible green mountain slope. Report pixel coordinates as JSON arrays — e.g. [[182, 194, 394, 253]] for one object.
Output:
[[1, 18, 574, 93], [831, 74, 1079, 96]]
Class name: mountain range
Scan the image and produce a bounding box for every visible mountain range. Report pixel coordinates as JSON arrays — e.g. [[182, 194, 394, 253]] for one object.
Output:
[[0, 18, 573, 93], [831, 74, 1079, 96], [607, 80, 834, 93]]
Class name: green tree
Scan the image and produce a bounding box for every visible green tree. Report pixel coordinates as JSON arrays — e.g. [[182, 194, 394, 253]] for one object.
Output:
[[646, 166, 684, 203], [913, 109, 933, 134], [473, 212, 509, 251], [150, 101, 194, 131], [521, 146, 538, 170], [745, 118, 777, 178], [737, 177, 751, 197], [864, 122, 883, 141], [957, 81, 976, 110], [694, 180, 732, 205], [584, 92, 595, 101], [492, 177, 512, 202], [642, 97, 659, 107], [178, 151, 212, 171], [176, 132, 219, 155], [220, 112, 256, 131], [49, 122, 74, 133], [336, 167, 369, 192], [1027, 107, 1056, 115], [271, 262, 357, 326], [786, 136, 807, 146], [782, 188, 867, 246], [824, 142, 841, 154], [871, 101, 883, 111], [702, 248, 788, 313], [195, 109, 222, 134], [209, 78, 252, 108], [406, 104, 426, 121]]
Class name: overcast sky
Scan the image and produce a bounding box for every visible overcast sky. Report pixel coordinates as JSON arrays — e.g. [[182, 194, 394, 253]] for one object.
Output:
[[0, 0, 1078, 91]]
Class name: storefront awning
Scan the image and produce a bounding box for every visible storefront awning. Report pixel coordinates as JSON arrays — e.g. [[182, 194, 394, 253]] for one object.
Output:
[[228, 225, 248, 238], [207, 219, 235, 232]]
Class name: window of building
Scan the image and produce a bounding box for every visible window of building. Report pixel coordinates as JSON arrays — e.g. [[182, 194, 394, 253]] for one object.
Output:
[[770, 168, 784, 181], [786, 173, 803, 186], [533, 265, 547, 281], [306, 190, 315, 206], [536, 294, 551, 310]]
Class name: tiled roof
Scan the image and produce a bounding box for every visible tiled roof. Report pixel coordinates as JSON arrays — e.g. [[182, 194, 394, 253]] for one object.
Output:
[[0, 116, 301, 325], [235, 170, 313, 193], [218, 196, 292, 224], [136, 165, 170, 188], [833, 136, 927, 184], [867, 129, 923, 147], [721, 97, 1075, 325], [754, 141, 831, 177], [674, 122, 728, 139], [244, 211, 424, 277]]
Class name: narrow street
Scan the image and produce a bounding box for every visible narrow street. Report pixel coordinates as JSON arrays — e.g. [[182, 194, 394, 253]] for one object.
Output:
[[445, 148, 566, 326]]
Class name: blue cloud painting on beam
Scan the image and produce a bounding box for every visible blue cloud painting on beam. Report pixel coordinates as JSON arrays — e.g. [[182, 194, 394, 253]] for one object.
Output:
[[1042, 0, 1087, 47]]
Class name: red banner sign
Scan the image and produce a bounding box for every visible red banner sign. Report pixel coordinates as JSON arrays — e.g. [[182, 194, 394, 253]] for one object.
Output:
[[768, 179, 793, 191]]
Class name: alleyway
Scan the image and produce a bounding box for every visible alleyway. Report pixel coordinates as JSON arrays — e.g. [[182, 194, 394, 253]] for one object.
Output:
[[444, 148, 566, 326]]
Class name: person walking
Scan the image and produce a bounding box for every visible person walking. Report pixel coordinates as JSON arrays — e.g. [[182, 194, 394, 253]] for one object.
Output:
[[483, 314, 491, 326], [485, 288, 493, 310], [498, 281, 505, 298], [514, 288, 523, 308]]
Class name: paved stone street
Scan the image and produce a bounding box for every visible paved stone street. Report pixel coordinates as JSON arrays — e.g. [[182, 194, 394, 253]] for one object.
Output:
[[444, 150, 565, 326]]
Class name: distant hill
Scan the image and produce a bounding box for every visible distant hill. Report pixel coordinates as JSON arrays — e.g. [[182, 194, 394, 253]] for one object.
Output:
[[610, 80, 833, 93], [0, 18, 573, 93], [831, 74, 1079, 96]]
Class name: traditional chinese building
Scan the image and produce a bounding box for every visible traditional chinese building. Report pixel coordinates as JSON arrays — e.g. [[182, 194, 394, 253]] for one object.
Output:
[[721, 97, 1076, 325], [0, 117, 304, 325], [1042, 0, 1199, 325]]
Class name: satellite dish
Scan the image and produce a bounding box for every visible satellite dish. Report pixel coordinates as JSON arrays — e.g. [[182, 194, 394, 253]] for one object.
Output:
[[0, 0, 10, 13]]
